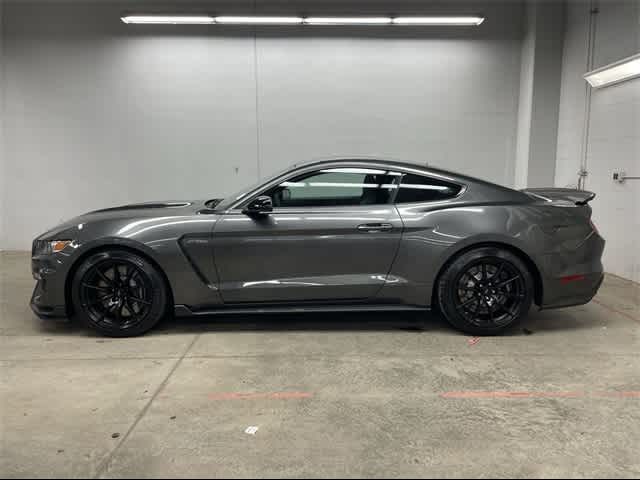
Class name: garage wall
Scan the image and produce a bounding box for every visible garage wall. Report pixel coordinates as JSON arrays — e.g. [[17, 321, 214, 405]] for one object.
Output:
[[514, 0, 564, 189], [1, 0, 5, 249], [0, 0, 524, 249], [555, 0, 640, 283]]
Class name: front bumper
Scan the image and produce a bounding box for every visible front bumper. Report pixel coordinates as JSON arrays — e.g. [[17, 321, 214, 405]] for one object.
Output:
[[30, 254, 69, 319]]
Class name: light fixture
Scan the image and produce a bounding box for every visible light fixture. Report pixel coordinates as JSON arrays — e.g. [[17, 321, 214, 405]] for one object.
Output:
[[215, 16, 303, 25], [303, 17, 392, 25], [584, 53, 640, 88], [120, 15, 214, 24], [121, 15, 486, 27], [392, 16, 484, 25]]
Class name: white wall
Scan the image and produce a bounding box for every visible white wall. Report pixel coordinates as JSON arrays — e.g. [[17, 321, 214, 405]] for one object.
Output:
[[515, 2, 536, 189], [0, 0, 524, 249], [515, 0, 565, 189], [0, 0, 5, 249], [556, 0, 640, 282]]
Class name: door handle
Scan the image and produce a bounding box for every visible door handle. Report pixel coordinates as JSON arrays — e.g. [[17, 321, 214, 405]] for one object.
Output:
[[357, 223, 394, 232]]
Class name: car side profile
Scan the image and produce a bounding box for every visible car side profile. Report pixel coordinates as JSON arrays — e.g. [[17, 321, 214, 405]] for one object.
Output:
[[31, 158, 605, 337]]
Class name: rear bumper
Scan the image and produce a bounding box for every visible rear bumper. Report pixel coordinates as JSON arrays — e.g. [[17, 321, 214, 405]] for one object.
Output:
[[540, 231, 605, 309], [540, 272, 604, 309]]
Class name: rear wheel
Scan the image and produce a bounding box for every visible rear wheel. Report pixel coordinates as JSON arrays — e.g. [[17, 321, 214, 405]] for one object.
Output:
[[437, 247, 533, 335], [71, 249, 168, 337]]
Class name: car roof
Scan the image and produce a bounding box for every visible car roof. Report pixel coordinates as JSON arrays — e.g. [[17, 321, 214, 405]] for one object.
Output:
[[290, 156, 506, 189], [219, 156, 526, 210], [292, 156, 430, 171]]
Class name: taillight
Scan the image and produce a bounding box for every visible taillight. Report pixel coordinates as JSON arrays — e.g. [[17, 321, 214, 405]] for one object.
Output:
[[589, 219, 599, 235]]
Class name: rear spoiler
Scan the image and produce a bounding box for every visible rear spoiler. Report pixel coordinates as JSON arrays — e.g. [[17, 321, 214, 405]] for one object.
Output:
[[521, 188, 596, 206]]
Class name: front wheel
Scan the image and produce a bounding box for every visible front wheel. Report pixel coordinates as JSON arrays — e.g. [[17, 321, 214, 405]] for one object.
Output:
[[437, 247, 534, 335], [71, 249, 168, 337]]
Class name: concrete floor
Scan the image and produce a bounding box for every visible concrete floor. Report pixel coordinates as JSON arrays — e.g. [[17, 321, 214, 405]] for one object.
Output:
[[1, 250, 639, 479]]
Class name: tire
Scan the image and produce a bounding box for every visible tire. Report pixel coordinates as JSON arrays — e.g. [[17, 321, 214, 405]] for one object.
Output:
[[437, 247, 534, 335], [71, 249, 168, 337]]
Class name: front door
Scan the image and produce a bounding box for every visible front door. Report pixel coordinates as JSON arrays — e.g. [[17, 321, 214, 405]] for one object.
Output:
[[212, 166, 403, 304]]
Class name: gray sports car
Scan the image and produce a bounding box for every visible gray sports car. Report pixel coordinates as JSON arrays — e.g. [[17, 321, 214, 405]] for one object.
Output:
[[31, 158, 605, 337]]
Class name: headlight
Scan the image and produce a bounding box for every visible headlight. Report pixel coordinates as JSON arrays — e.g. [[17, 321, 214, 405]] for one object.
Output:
[[33, 240, 74, 255]]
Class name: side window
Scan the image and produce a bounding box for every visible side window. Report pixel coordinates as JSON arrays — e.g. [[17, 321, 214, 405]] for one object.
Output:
[[262, 168, 400, 208], [396, 174, 462, 203]]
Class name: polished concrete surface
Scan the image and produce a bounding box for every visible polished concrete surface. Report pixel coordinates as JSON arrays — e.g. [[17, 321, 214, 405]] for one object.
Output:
[[1, 250, 639, 478]]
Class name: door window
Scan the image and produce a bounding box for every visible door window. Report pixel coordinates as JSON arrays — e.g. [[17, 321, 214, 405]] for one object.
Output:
[[262, 168, 401, 208]]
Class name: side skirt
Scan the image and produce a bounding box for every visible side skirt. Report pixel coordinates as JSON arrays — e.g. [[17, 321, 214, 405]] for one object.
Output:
[[174, 304, 429, 317]]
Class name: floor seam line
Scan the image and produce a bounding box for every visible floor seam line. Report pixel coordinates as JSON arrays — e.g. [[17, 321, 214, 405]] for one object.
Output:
[[592, 298, 640, 324], [92, 333, 201, 479]]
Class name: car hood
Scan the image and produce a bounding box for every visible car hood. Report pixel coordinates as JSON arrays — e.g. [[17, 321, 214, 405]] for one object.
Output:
[[36, 199, 219, 240]]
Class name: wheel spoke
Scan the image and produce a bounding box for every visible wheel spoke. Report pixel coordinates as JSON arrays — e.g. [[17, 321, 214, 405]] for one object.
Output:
[[82, 300, 105, 307], [82, 283, 111, 292], [496, 276, 520, 288], [94, 267, 114, 286], [483, 297, 494, 323], [504, 292, 524, 299], [458, 286, 476, 293], [481, 263, 487, 280], [125, 298, 137, 317], [129, 295, 151, 306], [124, 265, 135, 286], [112, 303, 123, 322], [493, 262, 505, 281], [459, 296, 479, 308]]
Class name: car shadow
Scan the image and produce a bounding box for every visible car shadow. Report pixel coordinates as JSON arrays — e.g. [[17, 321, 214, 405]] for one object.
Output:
[[33, 305, 606, 337], [153, 311, 449, 335]]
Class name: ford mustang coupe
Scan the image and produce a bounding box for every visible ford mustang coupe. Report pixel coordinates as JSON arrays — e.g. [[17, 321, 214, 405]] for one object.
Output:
[[31, 158, 605, 337]]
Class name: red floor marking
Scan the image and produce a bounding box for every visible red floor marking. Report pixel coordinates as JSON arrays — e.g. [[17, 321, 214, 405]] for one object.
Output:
[[596, 391, 640, 398], [208, 392, 313, 400], [441, 391, 583, 399], [468, 337, 480, 346], [441, 391, 640, 399], [592, 299, 640, 324]]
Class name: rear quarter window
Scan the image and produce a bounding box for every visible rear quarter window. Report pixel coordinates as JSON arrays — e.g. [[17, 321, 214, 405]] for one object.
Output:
[[395, 174, 462, 203]]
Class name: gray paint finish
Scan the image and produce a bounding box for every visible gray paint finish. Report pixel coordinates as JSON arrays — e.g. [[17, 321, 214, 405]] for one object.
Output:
[[1, 0, 525, 249], [30, 159, 605, 324]]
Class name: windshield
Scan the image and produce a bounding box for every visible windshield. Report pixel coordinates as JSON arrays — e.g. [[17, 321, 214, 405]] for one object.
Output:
[[215, 165, 293, 211]]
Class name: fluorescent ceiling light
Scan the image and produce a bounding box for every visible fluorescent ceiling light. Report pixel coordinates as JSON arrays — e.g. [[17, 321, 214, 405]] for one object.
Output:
[[584, 53, 640, 88], [215, 16, 303, 24], [303, 17, 392, 25], [121, 15, 486, 27], [121, 15, 214, 24], [392, 16, 484, 25]]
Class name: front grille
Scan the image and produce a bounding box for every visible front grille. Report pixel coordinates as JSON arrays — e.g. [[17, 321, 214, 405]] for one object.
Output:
[[32, 239, 44, 256]]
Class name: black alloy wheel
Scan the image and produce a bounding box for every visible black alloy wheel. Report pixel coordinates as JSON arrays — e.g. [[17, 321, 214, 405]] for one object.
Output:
[[454, 259, 526, 327], [72, 249, 168, 337], [438, 247, 534, 335]]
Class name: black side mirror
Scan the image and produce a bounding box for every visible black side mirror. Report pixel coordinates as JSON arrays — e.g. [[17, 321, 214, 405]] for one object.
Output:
[[243, 195, 273, 216]]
